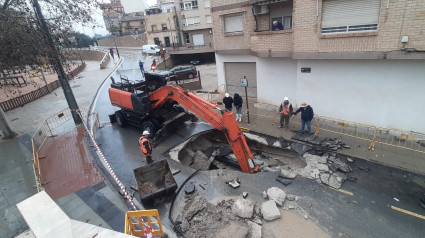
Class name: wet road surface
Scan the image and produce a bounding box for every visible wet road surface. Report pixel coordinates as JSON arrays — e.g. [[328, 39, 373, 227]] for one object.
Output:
[[92, 52, 425, 237]]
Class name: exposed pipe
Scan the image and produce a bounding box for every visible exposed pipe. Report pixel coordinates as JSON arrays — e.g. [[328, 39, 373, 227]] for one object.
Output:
[[168, 169, 201, 238]]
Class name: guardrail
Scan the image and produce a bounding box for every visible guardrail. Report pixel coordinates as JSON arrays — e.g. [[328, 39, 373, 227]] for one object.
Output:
[[251, 102, 425, 156], [31, 107, 99, 192]]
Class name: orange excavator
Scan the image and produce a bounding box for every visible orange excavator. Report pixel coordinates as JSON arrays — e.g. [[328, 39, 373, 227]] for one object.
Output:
[[109, 72, 259, 174]]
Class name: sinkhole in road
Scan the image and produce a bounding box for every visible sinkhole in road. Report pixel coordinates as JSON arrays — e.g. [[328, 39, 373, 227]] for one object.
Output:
[[168, 130, 307, 172]]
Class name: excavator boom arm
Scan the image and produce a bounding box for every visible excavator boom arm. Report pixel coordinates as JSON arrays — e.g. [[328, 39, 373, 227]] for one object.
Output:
[[149, 85, 259, 173]]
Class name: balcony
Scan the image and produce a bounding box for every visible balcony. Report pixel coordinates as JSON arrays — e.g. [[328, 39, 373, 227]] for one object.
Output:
[[250, 29, 293, 57]]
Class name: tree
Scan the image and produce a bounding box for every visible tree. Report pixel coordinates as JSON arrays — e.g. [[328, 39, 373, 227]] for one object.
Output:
[[0, 0, 100, 138], [75, 33, 95, 48]]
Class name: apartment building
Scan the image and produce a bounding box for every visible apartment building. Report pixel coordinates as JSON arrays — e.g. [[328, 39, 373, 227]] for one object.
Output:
[[211, 0, 425, 133], [145, 3, 178, 46], [145, 0, 213, 47]]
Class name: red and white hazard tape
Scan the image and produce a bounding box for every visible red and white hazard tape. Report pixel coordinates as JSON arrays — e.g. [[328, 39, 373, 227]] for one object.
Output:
[[75, 110, 153, 238]]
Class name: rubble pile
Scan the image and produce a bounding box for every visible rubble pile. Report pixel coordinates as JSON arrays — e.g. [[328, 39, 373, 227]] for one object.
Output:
[[169, 131, 355, 189], [280, 153, 354, 189], [177, 186, 300, 238]]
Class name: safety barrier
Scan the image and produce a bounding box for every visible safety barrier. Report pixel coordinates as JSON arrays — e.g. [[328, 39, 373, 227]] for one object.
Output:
[[314, 115, 376, 145], [31, 107, 98, 192], [370, 127, 425, 153], [124, 210, 164, 237], [251, 102, 425, 156]]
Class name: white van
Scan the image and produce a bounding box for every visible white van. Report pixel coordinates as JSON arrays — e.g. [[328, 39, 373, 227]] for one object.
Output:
[[142, 45, 161, 55]]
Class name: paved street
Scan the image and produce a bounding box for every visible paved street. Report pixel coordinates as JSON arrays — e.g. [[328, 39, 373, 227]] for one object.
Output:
[[91, 51, 425, 237], [1, 48, 424, 237]]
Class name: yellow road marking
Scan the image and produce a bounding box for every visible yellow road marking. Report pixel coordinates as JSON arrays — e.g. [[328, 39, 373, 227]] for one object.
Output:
[[391, 206, 425, 220], [328, 186, 354, 196]]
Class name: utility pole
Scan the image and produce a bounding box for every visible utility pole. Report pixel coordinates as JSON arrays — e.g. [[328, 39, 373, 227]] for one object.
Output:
[[32, 0, 82, 124], [0, 108, 18, 139], [167, 17, 174, 47], [173, 6, 182, 46], [107, 14, 121, 58]]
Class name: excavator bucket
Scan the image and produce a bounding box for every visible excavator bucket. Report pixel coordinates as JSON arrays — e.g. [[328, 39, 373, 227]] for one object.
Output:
[[153, 112, 197, 146], [133, 160, 177, 204]]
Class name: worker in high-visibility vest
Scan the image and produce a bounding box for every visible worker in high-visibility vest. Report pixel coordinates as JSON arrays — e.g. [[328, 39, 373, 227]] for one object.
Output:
[[278, 97, 293, 129], [139, 131, 153, 164]]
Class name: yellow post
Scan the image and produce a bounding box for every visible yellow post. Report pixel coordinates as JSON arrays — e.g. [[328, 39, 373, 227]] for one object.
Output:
[[368, 128, 378, 151]]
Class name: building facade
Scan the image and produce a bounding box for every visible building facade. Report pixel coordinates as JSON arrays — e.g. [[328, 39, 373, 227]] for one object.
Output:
[[145, 0, 214, 47], [100, 0, 146, 34], [211, 0, 425, 133]]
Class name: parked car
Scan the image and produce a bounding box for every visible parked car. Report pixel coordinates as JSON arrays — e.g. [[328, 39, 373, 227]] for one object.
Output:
[[142, 45, 166, 55], [170, 65, 197, 80], [190, 59, 200, 65]]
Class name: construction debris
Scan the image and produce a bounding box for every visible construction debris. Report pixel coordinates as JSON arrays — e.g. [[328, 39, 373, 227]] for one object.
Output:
[[184, 184, 195, 194], [276, 177, 292, 186], [228, 178, 240, 188], [280, 168, 297, 179], [261, 200, 281, 221], [232, 198, 254, 218], [267, 187, 286, 206], [247, 221, 262, 238]]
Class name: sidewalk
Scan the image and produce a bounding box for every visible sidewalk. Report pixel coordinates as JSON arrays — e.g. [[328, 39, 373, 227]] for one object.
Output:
[[233, 100, 425, 175], [0, 59, 132, 237]]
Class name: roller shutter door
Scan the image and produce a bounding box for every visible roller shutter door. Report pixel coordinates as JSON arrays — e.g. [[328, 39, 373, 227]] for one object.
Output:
[[322, 0, 381, 29], [224, 62, 257, 98]]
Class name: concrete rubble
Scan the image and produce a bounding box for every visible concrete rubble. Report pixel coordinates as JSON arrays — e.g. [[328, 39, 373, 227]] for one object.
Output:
[[261, 200, 281, 221], [247, 221, 262, 238], [267, 187, 286, 206], [177, 194, 263, 238], [232, 198, 254, 218]]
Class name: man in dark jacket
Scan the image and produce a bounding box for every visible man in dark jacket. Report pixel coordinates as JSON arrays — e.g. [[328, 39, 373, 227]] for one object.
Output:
[[293, 102, 314, 133], [223, 93, 233, 111], [233, 93, 243, 122]]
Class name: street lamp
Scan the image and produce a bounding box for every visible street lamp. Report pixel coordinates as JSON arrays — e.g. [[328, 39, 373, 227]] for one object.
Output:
[[107, 14, 120, 58]]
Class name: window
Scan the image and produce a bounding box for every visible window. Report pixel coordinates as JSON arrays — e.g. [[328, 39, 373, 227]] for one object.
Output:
[[224, 15, 243, 33], [180, 1, 198, 10], [206, 15, 212, 24], [183, 17, 200, 26], [162, 24, 168, 30], [185, 33, 190, 44], [152, 25, 158, 32], [284, 16, 292, 29], [321, 0, 380, 34], [204, 0, 210, 8]]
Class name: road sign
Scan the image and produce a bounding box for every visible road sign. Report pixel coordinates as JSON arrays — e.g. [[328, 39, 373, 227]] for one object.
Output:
[[240, 77, 248, 87]]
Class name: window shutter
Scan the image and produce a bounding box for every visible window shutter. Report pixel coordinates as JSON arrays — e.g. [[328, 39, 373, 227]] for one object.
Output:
[[322, 0, 381, 28], [224, 15, 243, 33]]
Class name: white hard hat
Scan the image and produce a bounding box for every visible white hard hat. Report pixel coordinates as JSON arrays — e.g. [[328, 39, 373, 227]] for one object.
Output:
[[284, 97, 289, 101], [225, 93, 229, 97], [143, 130, 150, 136]]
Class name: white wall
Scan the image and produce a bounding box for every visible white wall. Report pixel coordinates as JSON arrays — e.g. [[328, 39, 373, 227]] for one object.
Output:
[[296, 59, 425, 133], [257, 58, 297, 105], [215, 54, 425, 132]]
